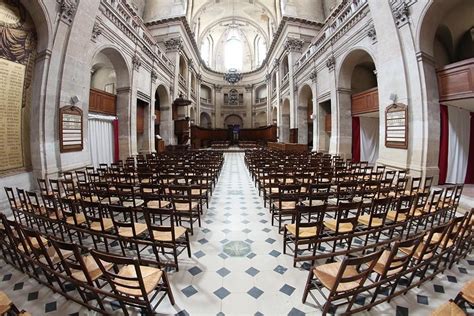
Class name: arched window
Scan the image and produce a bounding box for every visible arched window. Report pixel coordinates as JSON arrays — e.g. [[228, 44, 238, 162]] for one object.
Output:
[[225, 29, 243, 70], [256, 36, 267, 66], [201, 36, 211, 66]]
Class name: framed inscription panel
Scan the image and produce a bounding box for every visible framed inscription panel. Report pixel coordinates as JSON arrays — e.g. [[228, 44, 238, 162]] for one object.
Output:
[[385, 103, 408, 149], [60, 106, 83, 152], [0, 58, 26, 171]]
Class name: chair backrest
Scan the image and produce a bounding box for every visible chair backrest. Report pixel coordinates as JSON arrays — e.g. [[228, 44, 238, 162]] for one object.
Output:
[[335, 201, 362, 233], [90, 249, 149, 299], [21, 226, 57, 268], [49, 179, 62, 198], [4, 187, 19, 210], [37, 179, 50, 195], [50, 237, 95, 285], [408, 177, 422, 195], [379, 234, 423, 279], [108, 204, 141, 237], [393, 195, 414, 222], [26, 191, 45, 217], [423, 176, 433, 193], [367, 197, 392, 226], [426, 189, 444, 214], [331, 250, 382, 293], [143, 207, 176, 243], [415, 222, 450, 263], [0, 213, 29, 253], [294, 204, 326, 238]]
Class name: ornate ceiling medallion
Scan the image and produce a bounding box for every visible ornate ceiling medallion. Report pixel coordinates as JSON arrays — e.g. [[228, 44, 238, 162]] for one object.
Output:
[[223, 68, 243, 84]]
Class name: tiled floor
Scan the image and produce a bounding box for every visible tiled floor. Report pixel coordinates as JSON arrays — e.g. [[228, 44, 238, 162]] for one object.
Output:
[[0, 153, 472, 315]]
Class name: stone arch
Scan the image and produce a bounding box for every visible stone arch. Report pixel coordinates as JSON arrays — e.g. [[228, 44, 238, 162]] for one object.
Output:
[[90, 46, 132, 159], [297, 84, 313, 145], [417, 0, 474, 182], [200, 112, 212, 128], [155, 84, 173, 144], [337, 48, 379, 162], [224, 114, 244, 128]]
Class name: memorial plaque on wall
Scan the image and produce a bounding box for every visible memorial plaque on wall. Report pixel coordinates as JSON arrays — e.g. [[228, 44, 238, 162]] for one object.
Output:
[[385, 103, 408, 149], [60, 106, 83, 152], [0, 58, 25, 171]]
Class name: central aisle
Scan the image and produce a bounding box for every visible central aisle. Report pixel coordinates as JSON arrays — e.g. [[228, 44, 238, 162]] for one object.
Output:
[[165, 152, 311, 315]]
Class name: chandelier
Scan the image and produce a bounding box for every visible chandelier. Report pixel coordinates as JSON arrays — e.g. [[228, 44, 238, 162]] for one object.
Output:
[[224, 68, 243, 84]]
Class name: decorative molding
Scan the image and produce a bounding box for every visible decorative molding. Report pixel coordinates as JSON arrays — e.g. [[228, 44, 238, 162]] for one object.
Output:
[[392, 2, 409, 27], [245, 85, 253, 93], [164, 37, 183, 52], [367, 24, 377, 43], [91, 21, 103, 42], [309, 68, 318, 82], [273, 58, 280, 70], [59, 0, 78, 24], [132, 55, 141, 71], [151, 70, 158, 83], [196, 73, 202, 82], [214, 85, 222, 93], [188, 59, 194, 71], [265, 73, 272, 82], [293, 84, 298, 93], [284, 37, 305, 53], [326, 56, 336, 71]]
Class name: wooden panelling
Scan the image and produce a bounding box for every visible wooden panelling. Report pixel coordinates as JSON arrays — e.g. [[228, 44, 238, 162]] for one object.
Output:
[[191, 125, 277, 149], [136, 103, 145, 134], [289, 128, 298, 143], [89, 88, 116, 115], [325, 114, 332, 133], [437, 58, 474, 102], [351, 87, 379, 115], [155, 110, 161, 123], [267, 142, 308, 152]]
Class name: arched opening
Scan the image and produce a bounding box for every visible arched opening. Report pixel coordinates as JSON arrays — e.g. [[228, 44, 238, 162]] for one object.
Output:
[[255, 84, 267, 105], [280, 99, 290, 143], [200, 112, 212, 129], [89, 48, 131, 165], [338, 49, 379, 163], [200, 84, 212, 105], [298, 85, 312, 146], [155, 85, 172, 145], [419, 0, 474, 184], [179, 55, 187, 88], [318, 100, 332, 153], [224, 114, 243, 128]]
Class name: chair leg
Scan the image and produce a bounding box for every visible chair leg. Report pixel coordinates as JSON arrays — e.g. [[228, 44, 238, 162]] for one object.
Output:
[[162, 271, 175, 305], [302, 269, 314, 303]]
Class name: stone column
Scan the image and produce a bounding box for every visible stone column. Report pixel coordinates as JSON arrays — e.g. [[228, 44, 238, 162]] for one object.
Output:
[[116, 87, 133, 160], [310, 70, 319, 151]]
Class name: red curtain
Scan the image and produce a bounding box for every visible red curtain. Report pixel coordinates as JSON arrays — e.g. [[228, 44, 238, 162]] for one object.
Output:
[[438, 104, 449, 185], [113, 119, 119, 162], [352, 117, 360, 162], [465, 112, 474, 184]]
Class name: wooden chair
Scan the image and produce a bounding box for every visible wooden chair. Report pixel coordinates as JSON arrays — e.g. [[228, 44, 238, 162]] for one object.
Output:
[[90, 249, 175, 315], [323, 201, 362, 253], [302, 250, 382, 315], [143, 206, 191, 271], [369, 234, 424, 305], [454, 278, 474, 310], [168, 185, 201, 234], [108, 204, 148, 258], [283, 204, 326, 267], [271, 183, 301, 232], [50, 237, 111, 309], [81, 200, 114, 252]]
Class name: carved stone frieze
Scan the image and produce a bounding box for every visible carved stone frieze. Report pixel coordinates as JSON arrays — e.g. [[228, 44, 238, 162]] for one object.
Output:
[[214, 85, 222, 93], [60, 0, 78, 24], [265, 73, 272, 82], [309, 68, 317, 82], [367, 24, 377, 43], [164, 37, 183, 51], [326, 56, 336, 71], [392, 2, 409, 27], [91, 21, 103, 42], [151, 70, 158, 83], [284, 38, 305, 53], [132, 55, 141, 71]]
